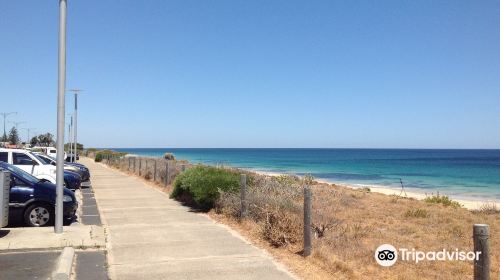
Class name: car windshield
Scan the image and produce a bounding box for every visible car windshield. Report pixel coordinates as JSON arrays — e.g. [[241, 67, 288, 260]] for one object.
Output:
[[3, 164, 40, 185], [31, 153, 51, 165]]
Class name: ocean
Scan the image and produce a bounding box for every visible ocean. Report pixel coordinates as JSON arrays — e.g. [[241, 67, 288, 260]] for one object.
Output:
[[112, 148, 500, 201]]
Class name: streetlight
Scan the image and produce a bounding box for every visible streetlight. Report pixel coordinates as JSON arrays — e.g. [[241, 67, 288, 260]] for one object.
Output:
[[55, 0, 67, 234], [0, 112, 17, 142], [21, 128, 36, 145], [68, 89, 82, 162], [67, 114, 73, 162]]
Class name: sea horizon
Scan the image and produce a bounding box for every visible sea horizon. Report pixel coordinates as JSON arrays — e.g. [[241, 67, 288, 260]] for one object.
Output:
[[107, 148, 500, 202]]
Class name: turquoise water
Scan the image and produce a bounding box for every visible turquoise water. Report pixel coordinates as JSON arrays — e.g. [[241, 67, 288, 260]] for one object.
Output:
[[112, 148, 500, 201]]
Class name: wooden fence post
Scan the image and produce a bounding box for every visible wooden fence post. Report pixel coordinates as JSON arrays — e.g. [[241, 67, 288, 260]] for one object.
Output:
[[474, 224, 490, 280], [303, 186, 312, 257], [165, 161, 170, 185], [128, 158, 131, 171], [153, 160, 157, 182], [139, 158, 142, 176], [240, 174, 248, 218]]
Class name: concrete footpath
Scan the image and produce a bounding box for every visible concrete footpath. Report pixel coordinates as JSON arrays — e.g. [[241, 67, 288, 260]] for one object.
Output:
[[81, 158, 296, 280]]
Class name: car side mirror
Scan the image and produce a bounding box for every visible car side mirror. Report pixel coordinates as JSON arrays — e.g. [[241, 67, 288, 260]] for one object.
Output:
[[51, 162, 56, 166]]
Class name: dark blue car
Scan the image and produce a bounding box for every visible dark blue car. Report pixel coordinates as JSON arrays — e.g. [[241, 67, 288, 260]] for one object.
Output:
[[0, 162, 78, 227]]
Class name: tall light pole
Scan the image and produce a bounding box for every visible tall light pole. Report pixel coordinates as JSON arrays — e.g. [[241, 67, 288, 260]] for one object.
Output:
[[68, 89, 82, 162], [55, 0, 67, 234], [67, 115, 73, 161], [0, 112, 17, 141], [22, 128, 36, 145], [9, 121, 26, 132]]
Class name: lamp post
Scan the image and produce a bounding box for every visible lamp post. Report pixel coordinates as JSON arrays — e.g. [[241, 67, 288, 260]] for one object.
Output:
[[9, 121, 26, 131], [22, 128, 36, 145], [68, 89, 82, 162], [0, 112, 17, 142], [67, 115, 73, 162], [55, 0, 67, 234]]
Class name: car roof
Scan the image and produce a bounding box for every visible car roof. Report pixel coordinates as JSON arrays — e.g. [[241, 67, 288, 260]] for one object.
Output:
[[0, 148, 30, 153]]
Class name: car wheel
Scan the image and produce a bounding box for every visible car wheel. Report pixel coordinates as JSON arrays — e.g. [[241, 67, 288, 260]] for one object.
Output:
[[24, 203, 54, 227]]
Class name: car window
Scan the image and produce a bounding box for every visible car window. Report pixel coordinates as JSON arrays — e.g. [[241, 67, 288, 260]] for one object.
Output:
[[13, 153, 37, 165], [11, 174, 31, 187], [0, 152, 7, 163], [32, 154, 51, 165], [4, 164, 39, 185]]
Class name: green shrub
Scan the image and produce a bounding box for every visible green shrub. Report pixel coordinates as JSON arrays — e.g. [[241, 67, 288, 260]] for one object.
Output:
[[171, 165, 240, 210], [95, 153, 103, 162], [424, 194, 462, 208], [164, 153, 175, 160], [405, 209, 430, 218]]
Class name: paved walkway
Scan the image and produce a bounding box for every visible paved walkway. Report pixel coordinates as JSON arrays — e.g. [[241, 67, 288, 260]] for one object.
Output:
[[82, 158, 295, 280]]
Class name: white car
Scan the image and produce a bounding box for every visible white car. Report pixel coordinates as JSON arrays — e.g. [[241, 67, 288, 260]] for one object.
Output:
[[44, 147, 67, 161], [0, 148, 57, 183]]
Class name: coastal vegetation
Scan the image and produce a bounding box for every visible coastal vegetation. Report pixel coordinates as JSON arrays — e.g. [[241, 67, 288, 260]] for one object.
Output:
[[424, 193, 462, 208], [95, 153, 499, 279], [171, 165, 240, 209]]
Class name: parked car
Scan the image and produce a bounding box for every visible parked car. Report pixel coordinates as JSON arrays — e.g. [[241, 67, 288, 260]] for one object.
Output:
[[66, 153, 79, 162], [41, 147, 67, 162], [35, 153, 90, 183], [0, 162, 77, 227], [0, 148, 82, 190]]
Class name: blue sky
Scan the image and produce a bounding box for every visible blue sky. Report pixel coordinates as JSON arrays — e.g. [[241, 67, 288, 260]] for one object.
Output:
[[1, 1, 499, 148]]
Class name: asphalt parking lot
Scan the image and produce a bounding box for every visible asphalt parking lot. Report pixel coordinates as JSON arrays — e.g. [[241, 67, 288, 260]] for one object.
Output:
[[0, 182, 108, 280]]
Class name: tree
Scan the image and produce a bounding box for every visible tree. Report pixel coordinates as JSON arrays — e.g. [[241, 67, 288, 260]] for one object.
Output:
[[8, 127, 19, 145], [30, 136, 39, 147], [37, 133, 55, 147], [64, 142, 84, 153]]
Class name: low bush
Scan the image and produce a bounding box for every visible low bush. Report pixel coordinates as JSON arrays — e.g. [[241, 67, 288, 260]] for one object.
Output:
[[94, 149, 127, 162], [171, 165, 240, 210], [424, 194, 462, 208], [164, 153, 176, 160], [405, 208, 430, 218], [95, 153, 103, 162]]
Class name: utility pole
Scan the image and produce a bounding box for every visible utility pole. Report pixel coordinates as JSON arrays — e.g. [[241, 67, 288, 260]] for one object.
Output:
[[55, 0, 67, 234], [68, 89, 82, 162], [0, 112, 17, 142]]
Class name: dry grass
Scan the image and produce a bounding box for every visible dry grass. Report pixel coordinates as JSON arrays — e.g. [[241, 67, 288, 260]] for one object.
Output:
[[213, 174, 500, 280], [104, 158, 499, 280]]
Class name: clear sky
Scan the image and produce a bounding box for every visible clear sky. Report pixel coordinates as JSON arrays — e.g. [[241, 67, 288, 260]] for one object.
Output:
[[1, 1, 499, 148]]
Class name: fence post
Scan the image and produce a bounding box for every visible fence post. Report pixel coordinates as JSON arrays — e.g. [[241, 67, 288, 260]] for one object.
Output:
[[240, 174, 248, 218], [474, 224, 490, 280], [153, 160, 157, 182], [181, 164, 186, 172], [133, 158, 136, 173], [128, 158, 131, 171], [303, 186, 312, 257], [139, 158, 142, 176], [165, 161, 170, 185]]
